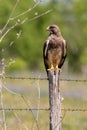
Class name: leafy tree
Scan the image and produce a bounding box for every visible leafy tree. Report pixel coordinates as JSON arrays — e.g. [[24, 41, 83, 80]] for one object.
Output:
[[0, 0, 87, 72]]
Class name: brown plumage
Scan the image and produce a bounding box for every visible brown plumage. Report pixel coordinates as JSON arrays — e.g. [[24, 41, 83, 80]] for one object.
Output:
[[43, 24, 67, 76]]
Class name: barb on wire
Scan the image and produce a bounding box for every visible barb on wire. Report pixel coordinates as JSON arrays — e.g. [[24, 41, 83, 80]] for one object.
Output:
[[62, 108, 87, 112]]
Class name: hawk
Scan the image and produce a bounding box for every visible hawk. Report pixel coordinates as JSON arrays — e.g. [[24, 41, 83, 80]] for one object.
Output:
[[43, 24, 67, 76]]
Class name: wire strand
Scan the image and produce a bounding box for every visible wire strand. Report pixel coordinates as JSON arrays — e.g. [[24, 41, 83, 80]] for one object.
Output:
[[2, 76, 87, 82], [0, 108, 87, 112]]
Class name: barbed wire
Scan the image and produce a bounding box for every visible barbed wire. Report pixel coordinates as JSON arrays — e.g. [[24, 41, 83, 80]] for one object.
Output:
[[0, 108, 87, 112], [1, 76, 87, 82]]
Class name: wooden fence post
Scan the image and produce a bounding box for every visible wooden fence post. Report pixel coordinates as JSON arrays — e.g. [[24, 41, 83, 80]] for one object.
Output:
[[48, 70, 62, 130]]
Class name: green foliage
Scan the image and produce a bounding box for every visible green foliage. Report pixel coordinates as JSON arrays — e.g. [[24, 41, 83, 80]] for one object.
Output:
[[0, 0, 87, 72], [7, 58, 28, 72]]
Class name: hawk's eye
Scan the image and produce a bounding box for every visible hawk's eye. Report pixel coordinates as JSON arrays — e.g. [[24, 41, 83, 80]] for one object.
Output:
[[50, 26, 54, 29]]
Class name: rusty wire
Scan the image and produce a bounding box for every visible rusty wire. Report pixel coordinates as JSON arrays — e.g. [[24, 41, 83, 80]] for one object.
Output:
[[1, 76, 87, 82], [0, 76, 86, 112], [0, 108, 87, 112]]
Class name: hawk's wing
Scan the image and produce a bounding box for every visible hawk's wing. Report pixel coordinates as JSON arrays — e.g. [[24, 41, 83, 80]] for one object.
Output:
[[59, 39, 67, 68], [43, 39, 50, 75]]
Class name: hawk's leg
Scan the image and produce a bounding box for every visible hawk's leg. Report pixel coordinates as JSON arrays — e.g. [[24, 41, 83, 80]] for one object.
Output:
[[53, 66, 62, 75], [55, 65, 62, 72], [47, 64, 54, 70]]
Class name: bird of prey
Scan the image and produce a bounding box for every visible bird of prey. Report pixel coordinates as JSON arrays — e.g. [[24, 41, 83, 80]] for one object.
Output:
[[43, 24, 67, 76]]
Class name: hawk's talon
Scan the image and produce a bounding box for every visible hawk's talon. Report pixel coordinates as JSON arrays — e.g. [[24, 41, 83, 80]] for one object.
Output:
[[47, 65, 54, 70], [55, 66, 62, 72], [47, 65, 62, 73]]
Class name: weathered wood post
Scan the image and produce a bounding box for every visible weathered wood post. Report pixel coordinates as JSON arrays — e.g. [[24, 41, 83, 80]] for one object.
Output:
[[48, 70, 62, 130]]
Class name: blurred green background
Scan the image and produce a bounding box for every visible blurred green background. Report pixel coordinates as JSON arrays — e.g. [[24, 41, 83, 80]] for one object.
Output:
[[0, 0, 87, 73]]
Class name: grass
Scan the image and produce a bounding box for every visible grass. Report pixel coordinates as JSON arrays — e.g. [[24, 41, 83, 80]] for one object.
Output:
[[0, 77, 87, 130], [62, 98, 87, 130]]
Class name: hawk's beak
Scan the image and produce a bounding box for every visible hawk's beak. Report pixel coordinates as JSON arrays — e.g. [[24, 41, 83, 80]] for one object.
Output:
[[46, 27, 50, 31]]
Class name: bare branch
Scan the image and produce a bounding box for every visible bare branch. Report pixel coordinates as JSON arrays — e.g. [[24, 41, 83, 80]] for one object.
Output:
[[1, 0, 20, 33], [1, 0, 40, 34], [10, 0, 40, 21], [36, 75, 41, 122], [22, 9, 52, 24], [0, 30, 22, 56], [31, 75, 41, 130], [0, 9, 52, 43], [4, 85, 20, 96], [21, 95, 39, 130], [13, 111, 29, 130], [0, 22, 18, 42], [0, 60, 6, 130]]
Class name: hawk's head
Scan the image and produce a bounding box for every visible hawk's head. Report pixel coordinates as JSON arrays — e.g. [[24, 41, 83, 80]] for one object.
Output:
[[46, 25, 61, 35]]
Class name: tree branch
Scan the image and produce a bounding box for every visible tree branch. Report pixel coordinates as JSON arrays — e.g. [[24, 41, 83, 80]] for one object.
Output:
[[0, 9, 52, 43]]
